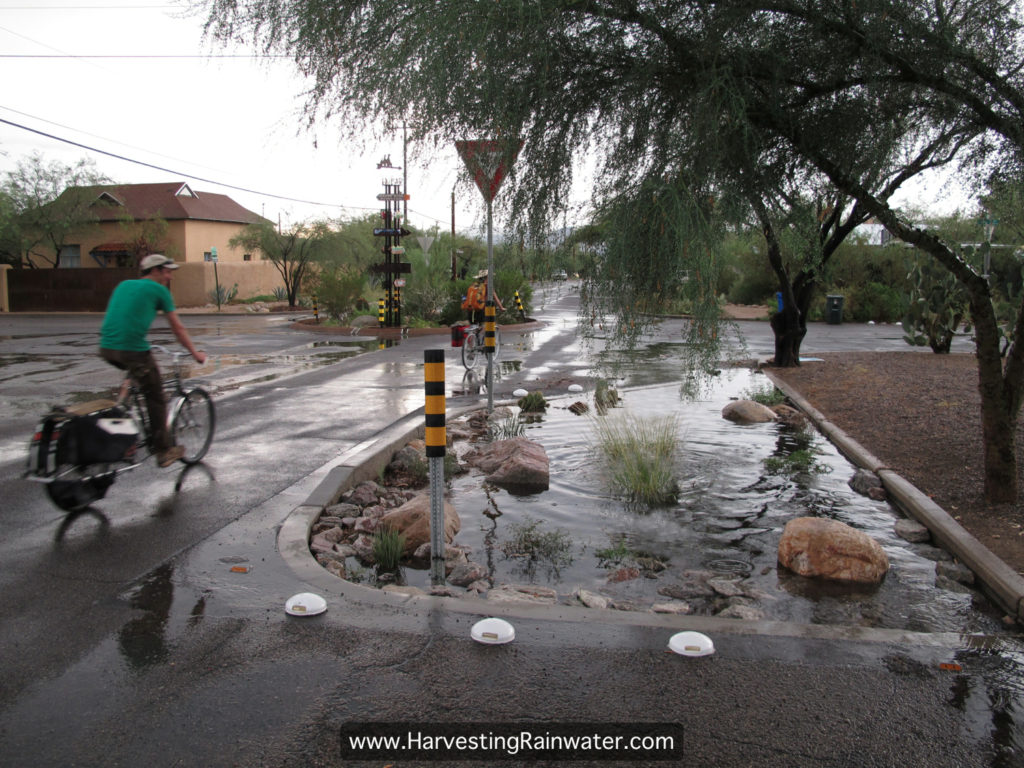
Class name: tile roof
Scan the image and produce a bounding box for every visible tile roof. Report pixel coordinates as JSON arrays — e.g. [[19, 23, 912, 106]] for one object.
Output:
[[69, 181, 266, 225]]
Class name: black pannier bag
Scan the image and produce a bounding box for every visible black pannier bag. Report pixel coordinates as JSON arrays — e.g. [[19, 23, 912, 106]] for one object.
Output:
[[56, 408, 139, 466]]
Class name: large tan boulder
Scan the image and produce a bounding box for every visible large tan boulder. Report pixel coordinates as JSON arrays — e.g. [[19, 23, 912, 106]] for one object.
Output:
[[378, 493, 460, 557], [778, 517, 889, 584], [722, 399, 777, 424]]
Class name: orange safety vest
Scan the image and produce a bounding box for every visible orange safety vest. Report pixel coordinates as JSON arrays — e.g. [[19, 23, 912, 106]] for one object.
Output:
[[462, 281, 486, 310]]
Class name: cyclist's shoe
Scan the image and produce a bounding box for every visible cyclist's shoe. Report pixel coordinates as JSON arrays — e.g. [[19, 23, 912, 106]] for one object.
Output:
[[157, 445, 185, 467]]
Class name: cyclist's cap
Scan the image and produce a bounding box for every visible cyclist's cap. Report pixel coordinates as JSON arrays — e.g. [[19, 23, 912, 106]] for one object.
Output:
[[141, 254, 179, 271]]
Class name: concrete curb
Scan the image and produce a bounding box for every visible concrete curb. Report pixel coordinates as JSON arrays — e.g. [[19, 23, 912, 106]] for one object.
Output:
[[764, 367, 1024, 625]]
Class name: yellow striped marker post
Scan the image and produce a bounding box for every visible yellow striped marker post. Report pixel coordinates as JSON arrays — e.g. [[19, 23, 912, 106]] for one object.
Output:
[[378, 297, 385, 327], [484, 299, 497, 412], [514, 290, 525, 320], [424, 349, 447, 584]]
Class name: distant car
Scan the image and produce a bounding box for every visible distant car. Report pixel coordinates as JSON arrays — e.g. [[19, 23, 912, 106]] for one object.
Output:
[[551, 269, 568, 281]]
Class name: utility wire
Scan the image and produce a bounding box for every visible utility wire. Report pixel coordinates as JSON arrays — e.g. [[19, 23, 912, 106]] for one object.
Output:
[[0, 115, 373, 211]]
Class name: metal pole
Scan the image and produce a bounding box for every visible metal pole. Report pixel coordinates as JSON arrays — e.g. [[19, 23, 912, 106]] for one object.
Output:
[[485, 198, 494, 412], [451, 186, 456, 280], [424, 349, 446, 585]]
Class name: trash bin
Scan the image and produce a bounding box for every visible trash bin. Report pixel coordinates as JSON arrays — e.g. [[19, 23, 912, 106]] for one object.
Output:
[[451, 324, 467, 347], [826, 295, 844, 324]]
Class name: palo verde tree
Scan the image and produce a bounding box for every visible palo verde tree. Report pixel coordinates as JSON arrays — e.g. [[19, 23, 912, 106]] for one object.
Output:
[[230, 219, 331, 307], [197, 0, 1024, 503]]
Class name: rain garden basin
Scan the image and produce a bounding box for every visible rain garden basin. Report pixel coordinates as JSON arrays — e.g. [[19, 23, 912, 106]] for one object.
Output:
[[377, 367, 1013, 636]]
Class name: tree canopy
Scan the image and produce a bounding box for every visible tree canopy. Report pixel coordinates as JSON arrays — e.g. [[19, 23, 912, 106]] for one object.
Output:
[[198, 0, 1024, 502]]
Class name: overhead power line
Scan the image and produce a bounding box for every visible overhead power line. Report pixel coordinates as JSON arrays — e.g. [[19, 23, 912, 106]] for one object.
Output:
[[0, 114, 374, 211]]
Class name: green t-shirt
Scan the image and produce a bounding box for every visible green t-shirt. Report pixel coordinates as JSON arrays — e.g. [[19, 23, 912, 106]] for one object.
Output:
[[99, 278, 175, 352]]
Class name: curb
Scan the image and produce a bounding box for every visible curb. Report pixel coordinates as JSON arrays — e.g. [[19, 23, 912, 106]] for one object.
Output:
[[764, 367, 1024, 625]]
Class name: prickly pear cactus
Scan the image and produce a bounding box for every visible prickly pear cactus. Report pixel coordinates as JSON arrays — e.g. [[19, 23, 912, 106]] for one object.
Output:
[[902, 256, 970, 354]]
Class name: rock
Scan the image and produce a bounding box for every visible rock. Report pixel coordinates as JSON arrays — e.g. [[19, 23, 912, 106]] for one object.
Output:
[[318, 525, 347, 543], [310, 533, 339, 555], [352, 534, 376, 564], [463, 437, 549, 494], [323, 560, 346, 579], [657, 581, 715, 600], [353, 516, 380, 534], [381, 585, 427, 597], [722, 399, 777, 424], [651, 601, 692, 615], [936, 560, 975, 586], [771, 404, 807, 430], [777, 516, 889, 584], [717, 603, 765, 620], [849, 469, 884, 497], [324, 503, 361, 518], [388, 444, 426, 475], [378, 493, 461, 557], [707, 577, 746, 597], [487, 584, 558, 605], [608, 567, 641, 583], [449, 562, 489, 587], [345, 481, 383, 507], [575, 589, 609, 609], [895, 518, 931, 544]]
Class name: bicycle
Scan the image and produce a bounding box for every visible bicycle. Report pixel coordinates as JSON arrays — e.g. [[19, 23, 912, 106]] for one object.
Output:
[[461, 322, 502, 370], [26, 344, 216, 512]]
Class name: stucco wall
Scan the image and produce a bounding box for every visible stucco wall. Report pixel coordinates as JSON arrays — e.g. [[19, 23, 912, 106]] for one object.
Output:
[[171, 261, 284, 307]]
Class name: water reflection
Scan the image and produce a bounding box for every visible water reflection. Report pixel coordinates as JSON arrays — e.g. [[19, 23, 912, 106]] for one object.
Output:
[[949, 642, 1024, 766]]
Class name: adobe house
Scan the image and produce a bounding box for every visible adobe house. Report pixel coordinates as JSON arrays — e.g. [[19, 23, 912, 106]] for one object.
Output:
[[15, 181, 283, 309]]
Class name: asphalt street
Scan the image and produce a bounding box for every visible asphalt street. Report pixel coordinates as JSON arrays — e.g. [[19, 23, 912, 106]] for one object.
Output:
[[0, 286, 1018, 768]]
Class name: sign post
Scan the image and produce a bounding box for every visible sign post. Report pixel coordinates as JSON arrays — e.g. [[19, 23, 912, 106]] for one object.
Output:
[[455, 139, 523, 411], [210, 246, 221, 312]]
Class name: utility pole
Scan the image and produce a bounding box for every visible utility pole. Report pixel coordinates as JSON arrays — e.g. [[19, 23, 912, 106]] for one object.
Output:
[[450, 185, 456, 280]]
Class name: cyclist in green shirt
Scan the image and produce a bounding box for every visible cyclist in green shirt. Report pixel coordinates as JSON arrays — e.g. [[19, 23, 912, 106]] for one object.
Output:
[[99, 254, 207, 467]]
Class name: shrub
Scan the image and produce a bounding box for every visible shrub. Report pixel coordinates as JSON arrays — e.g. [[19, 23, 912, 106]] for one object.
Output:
[[741, 382, 786, 407], [517, 391, 548, 412], [500, 515, 574, 578], [315, 265, 367, 322]]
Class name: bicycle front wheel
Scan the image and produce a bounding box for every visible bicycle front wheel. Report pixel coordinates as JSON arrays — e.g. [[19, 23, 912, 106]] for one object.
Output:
[[461, 331, 480, 369], [171, 388, 215, 464]]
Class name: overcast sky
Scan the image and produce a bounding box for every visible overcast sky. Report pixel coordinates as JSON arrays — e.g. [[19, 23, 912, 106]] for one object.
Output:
[[0, 0, 491, 235], [1, 0, 973, 238]]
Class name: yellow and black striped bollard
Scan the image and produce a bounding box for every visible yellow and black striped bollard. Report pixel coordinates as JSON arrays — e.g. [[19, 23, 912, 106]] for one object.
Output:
[[514, 290, 525, 320], [424, 349, 446, 584]]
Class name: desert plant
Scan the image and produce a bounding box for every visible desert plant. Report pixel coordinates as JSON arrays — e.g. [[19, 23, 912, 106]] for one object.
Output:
[[591, 412, 680, 507], [209, 282, 238, 305], [372, 527, 406, 570], [764, 448, 831, 477], [517, 391, 548, 413], [491, 414, 526, 440], [741, 382, 786, 407], [500, 515, 574, 578], [902, 254, 971, 354]]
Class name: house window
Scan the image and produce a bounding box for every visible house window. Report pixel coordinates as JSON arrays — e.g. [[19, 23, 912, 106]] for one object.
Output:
[[59, 245, 81, 267], [204, 251, 213, 262], [243, 253, 252, 261]]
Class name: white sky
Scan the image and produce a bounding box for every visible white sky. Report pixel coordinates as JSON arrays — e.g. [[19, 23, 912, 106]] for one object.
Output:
[[0, 0, 488, 234], [0, 0, 973, 237]]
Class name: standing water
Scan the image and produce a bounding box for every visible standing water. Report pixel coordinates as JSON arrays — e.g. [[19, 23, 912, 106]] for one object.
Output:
[[417, 367, 1012, 636]]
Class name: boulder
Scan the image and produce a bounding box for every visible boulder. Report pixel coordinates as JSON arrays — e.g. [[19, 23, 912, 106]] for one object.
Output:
[[345, 480, 383, 507], [777, 516, 889, 584], [894, 518, 931, 544], [378, 493, 461, 557], [463, 437, 549, 494], [448, 561, 489, 587], [722, 399, 777, 424]]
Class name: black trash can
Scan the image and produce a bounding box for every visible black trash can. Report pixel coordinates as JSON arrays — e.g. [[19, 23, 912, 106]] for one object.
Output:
[[825, 295, 844, 324]]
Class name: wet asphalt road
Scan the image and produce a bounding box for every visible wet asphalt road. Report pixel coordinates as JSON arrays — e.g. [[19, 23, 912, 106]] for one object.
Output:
[[0, 286, 1017, 767]]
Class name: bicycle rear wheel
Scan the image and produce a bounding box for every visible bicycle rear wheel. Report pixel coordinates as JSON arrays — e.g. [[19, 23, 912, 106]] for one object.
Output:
[[170, 388, 215, 464], [45, 470, 114, 512], [461, 331, 480, 369]]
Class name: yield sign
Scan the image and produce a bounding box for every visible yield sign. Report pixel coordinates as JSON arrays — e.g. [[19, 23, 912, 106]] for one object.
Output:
[[455, 139, 524, 203]]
